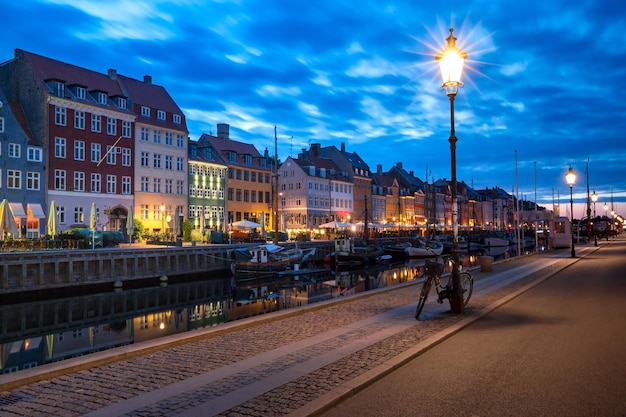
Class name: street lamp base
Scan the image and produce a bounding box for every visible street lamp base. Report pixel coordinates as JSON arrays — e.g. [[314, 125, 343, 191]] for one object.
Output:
[[449, 293, 464, 314]]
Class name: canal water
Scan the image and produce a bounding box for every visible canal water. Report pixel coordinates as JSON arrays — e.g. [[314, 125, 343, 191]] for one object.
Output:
[[0, 250, 511, 375]]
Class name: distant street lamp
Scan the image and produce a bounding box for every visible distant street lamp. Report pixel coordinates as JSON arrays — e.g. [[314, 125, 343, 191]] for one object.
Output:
[[565, 166, 576, 258], [591, 190, 598, 246], [437, 28, 467, 314], [160, 203, 166, 235]]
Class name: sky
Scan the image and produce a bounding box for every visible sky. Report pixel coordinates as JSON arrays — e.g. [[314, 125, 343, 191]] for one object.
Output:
[[2, 0, 625, 219]]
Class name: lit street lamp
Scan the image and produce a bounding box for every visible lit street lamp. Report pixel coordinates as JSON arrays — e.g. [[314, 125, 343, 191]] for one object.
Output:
[[437, 28, 467, 314], [565, 166, 576, 258], [591, 190, 598, 246]]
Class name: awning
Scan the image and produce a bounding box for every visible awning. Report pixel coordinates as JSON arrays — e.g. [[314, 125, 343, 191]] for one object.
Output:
[[9, 202, 26, 217], [28, 203, 46, 218]]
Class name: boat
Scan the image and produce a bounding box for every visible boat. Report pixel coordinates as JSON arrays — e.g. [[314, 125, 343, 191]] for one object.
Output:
[[231, 244, 314, 276], [333, 238, 385, 267], [482, 237, 509, 257], [404, 239, 444, 258], [383, 242, 412, 259]]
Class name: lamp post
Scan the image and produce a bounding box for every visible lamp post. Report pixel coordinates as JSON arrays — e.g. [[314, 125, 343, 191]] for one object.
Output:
[[591, 190, 598, 246], [565, 166, 576, 258], [160, 204, 166, 241], [437, 28, 467, 314]]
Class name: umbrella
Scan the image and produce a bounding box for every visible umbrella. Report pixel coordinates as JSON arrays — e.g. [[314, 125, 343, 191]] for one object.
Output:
[[89, 202, 96, 249], [318, 220, 350, 228], [0, 199, 19, 239], [199, 205, 205, 235], [126, 205, 134, 243], [231, 219, 262, 229], [47, 200, 57, 237]]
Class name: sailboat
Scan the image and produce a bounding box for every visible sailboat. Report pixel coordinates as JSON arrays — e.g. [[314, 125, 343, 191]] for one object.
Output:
[[333, 197, 385, 266]]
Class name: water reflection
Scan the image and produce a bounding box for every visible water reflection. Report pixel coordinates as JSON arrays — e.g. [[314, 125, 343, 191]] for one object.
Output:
[[0, 254, 487, 375]]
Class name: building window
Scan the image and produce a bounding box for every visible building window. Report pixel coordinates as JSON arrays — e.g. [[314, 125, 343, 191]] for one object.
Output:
[[236, 170, 242, 180], [91, 173, 101, 193], [55, 81, 64, 98], [73, 207, 84, 224], [141, 151, 149, 167], [228, 188, 234, 201], [140, 177, 149, 192], [74, 111, 85, 129], [54, 137, 66, 159], [244, 155, 252, 165], [74, 140, 85, 161], [153, 130, 161, 144], [176, 157, 184, 172], [55, 169, 66, 190], [165, 179, 173, 194], [165, 155, 173, 170], [228, 151, 237, 163], [177, 134, 184, 148], [98, 92, 107, 105], [122, 148, 131, 166], [118, 97, 127, 109], [153, 154, 161, 169], [106, 146, 117, 165], [141, 127, 149, 141], [91, 143, 101, 163], [107, 117, 116, 135], [7, 169, 22, 189], [165, 132, 173, 146], [173, 114, 181, 124], [55, 106, 66, 126], [140, 204, 149, 220], [76, 86, 86, 100], [153, 178, 161, 193], [122, 176, 131, 194], [0, 117, 4, 132], [27, 147, 42, 162], [74, 171, 85, 192], [141, 106, 150, 117], [27, 171, 40, 190], [106, 175, 116, 194], [91, 114, 101, 132], [122, 121, 131, 138], [176, 180, 184, 195], [236, 189, 242, 202], [8, 143, 20, 158], [157, 110, 166, 120]]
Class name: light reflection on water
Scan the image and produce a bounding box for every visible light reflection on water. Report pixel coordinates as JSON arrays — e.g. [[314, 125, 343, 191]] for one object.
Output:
[[0, 252, 497, 375]]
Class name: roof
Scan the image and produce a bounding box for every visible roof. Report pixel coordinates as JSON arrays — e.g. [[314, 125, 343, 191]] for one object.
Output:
[[199, 133, 269, 170]]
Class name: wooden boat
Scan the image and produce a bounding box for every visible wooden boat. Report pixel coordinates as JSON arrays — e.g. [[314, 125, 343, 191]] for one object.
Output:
[[405, 239, 444, 258], [482, 237, 509, 257], [231, 244, 314, 276], [383, 242, 412, 259], [333, 238, 384, 266]]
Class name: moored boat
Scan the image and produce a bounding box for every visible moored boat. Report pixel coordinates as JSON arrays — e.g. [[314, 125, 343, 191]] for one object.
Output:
[[333, 238, 384, 266], [231, 244, 313, 276], [405, 239, 444, 258]]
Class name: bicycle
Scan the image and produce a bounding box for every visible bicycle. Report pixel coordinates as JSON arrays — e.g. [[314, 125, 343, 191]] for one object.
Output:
[[415, 255, 473, 320]]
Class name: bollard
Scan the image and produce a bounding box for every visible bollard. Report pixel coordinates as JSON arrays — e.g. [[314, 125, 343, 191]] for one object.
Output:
[[479, 256, 494, 272]]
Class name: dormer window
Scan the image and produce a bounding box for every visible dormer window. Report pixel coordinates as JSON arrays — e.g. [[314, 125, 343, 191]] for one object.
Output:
[[98, 92, 107, 105], [117, 97, 127, 109], [244, 154, 252, 165], [173, 114, 181, 124], [55, 82, 65, 98], [76, 86, 86, 100], [157, 110, 166, 121], [228, 151, 237, 163], [141, 106, 150, 117]]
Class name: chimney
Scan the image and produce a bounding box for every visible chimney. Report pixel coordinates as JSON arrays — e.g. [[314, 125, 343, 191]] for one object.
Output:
[[377, 164, 382, 175], [143, 75, 152, 85], [107, 69, 117, 80], [410, 170, 414, 177], [341, 142, 346, 152], [311, 143, 321, 157], [217, 123, 230, 139], [396, 162, 402, 169]]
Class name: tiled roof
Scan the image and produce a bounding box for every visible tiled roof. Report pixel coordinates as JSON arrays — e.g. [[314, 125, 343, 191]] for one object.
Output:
[[199, 133, 268, 169]]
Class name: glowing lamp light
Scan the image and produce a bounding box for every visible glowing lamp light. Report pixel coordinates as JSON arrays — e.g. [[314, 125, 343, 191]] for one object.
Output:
[[436, 28, 468, 95], [565, 166, 576, 187]]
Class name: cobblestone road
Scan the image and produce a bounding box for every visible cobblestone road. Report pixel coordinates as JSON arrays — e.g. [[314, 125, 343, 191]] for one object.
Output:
[[0, 249, 585, 417]]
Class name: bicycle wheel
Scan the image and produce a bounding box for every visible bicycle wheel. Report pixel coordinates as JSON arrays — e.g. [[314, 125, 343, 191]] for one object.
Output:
[[415, 278, 432, 320], [460, 272, 473, 306]]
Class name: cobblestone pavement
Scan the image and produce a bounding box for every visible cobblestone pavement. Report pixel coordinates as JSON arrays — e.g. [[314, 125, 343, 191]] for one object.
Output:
[[0, 246, 596, 417]]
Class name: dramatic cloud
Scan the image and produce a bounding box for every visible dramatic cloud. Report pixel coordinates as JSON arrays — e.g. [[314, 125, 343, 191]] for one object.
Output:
[[2, 0, 625, 217]]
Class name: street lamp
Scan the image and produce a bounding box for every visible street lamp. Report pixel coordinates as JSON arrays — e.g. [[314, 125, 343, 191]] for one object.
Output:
[[160, 203, 166, 236], [565, 166, 576, 258], [437, 28, 467, 314], [591, 190, 598, 246]]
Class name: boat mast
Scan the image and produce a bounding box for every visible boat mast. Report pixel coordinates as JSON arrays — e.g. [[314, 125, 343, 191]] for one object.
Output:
[[273, 126, 279, 244], [363, 196, 369, 244]]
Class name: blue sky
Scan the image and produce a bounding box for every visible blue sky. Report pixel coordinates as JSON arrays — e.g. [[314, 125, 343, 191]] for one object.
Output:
[[2, 0, 625, 219]]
